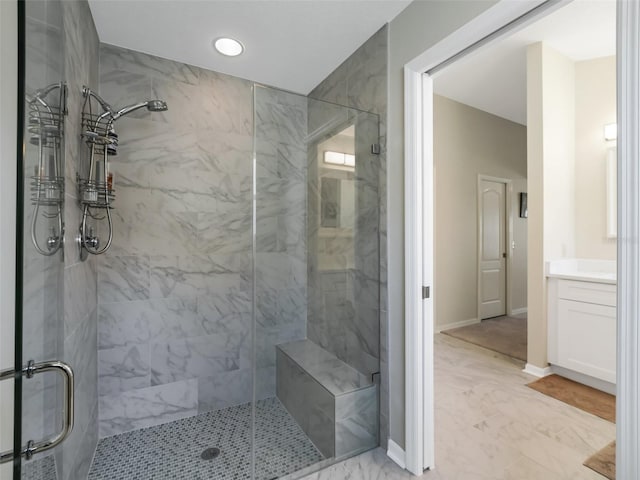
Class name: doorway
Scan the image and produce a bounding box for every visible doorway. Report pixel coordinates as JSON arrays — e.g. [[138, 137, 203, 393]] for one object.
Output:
[[402, 0, 634, 476]]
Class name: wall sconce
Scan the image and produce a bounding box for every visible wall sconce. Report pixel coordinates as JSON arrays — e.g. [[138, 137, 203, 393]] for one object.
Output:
[[604, 123, 617, 141], [324, 151, 355, 167]]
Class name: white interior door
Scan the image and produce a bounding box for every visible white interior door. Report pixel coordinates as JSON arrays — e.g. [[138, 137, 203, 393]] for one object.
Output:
[[478, 178, 507, 319]]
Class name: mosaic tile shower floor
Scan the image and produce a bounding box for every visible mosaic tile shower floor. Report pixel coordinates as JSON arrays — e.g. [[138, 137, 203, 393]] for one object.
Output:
[[22, 455, 57, 480], [88, 397, 324, 480]]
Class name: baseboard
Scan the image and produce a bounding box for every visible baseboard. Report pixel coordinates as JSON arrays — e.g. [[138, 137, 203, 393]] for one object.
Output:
[[436, 318, 479, 333], [523, 363, 552, 378], [510, 307, 528, 316], [387, 439, 406, 469], [550, 365, 616, 395]]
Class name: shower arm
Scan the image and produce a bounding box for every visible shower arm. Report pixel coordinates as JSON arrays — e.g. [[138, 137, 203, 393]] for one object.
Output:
[[111, 102, 149, 120]]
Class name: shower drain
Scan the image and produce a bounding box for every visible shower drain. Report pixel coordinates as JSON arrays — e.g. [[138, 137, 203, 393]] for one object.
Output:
[[200, 447, 221, 460]]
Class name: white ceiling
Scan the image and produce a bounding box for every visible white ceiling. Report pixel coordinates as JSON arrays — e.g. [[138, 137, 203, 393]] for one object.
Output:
[[433, 0, 616, 125], [88, 0, 411, 94]]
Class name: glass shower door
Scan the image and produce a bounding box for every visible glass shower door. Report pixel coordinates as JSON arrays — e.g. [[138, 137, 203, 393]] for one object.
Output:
[[6, 1, 68, 478], [253, 86, 380, 478]]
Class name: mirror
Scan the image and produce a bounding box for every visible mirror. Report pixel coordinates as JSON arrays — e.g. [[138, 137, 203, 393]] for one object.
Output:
[[318, 125, 355, 233]]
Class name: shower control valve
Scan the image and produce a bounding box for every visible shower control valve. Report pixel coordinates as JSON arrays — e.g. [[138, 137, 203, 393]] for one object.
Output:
[[46, 233, 60, 251], [80, 226, 99, 249]]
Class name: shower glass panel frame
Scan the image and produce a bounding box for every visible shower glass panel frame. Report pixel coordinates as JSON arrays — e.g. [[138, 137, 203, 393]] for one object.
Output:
[[13, 0, 67, 479], [252, 85, 381, 479]]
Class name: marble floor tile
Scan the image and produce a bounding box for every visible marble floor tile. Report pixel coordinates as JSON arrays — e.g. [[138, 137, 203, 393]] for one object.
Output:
[[83, 331, 615, 479], [301, 333, 616, 480]]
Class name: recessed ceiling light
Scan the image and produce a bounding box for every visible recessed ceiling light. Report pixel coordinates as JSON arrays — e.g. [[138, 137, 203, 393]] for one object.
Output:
[[214, 37, 244, 57]]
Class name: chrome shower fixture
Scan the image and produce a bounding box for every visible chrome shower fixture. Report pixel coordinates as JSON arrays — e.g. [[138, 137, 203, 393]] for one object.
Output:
[[111, 99, 168, 120], [77, 87, 167, 260], [28, 82, 66, 256]]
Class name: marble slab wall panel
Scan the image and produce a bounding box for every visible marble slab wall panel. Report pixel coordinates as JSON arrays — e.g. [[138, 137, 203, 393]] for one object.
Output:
[[54, 1, 101, 479], [98, 379, 198, 437], [308, 25, 388, 448], [97, 45, 259, 436], [276, 349, 335, 458], [254, 85, 309, 397], [335, 386, 378, 458], [276, 342, 378, 460]]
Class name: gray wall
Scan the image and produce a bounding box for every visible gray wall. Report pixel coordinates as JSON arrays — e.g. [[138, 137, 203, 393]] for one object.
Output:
[[96, 44, 254, 437], [0, 1, 17, 476], [96, 46, 309, 437], [60, 0, 100, 478], [388, 0, 499, 449], [20, 2, 100, 478], [309, 25, 388, 447]]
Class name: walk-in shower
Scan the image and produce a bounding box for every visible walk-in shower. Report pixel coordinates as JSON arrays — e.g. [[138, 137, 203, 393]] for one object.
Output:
[[9, 1, 384, 479]]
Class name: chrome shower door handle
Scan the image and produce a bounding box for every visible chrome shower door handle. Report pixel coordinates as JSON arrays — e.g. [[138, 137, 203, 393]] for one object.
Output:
[[0, 360, 74, 463]]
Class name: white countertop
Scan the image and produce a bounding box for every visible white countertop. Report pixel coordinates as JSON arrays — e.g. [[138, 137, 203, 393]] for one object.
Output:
[[545, 259, 617, 285]]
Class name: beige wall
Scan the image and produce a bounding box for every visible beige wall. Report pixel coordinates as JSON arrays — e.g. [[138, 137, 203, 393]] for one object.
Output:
[[434, 95, 527, 331], [533, 43, 577, 368], [575, 56, 617, 260], [527, 42, 577, 368], [527, 44, 615, 369], [542, 46, 576, 261], [388, 0, 499, 448]]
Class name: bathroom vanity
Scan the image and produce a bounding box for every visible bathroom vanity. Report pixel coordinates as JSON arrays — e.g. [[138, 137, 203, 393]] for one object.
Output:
[[546, 259, 616, 389]]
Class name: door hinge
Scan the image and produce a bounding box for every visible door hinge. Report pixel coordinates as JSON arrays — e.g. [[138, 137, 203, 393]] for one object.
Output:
[[371, 143, 381, 155], [422, 286, 430, 299]]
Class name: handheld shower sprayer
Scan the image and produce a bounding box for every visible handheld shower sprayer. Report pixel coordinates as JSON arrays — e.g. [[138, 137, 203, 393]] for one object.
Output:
[[111, 99, 168, 120], [78, 86, 168, 259]]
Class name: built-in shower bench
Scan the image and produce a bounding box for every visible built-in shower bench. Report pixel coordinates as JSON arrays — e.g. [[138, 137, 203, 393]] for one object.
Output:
[[276, 339, 377, 459]]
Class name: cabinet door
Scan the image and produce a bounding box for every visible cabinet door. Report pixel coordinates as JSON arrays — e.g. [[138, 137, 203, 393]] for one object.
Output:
[[557, 299, 616, 383]]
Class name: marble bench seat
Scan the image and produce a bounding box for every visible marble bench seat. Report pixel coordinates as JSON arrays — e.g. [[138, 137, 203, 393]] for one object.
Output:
[[276, 339, 378, 459]]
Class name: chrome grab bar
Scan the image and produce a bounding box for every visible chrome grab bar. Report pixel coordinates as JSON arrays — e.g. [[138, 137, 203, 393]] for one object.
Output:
[[0, 360, 74, 463]]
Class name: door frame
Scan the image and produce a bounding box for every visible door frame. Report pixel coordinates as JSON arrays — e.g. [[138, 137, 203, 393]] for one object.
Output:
[[403, 0, 640, 477], [476, 175, 512, 321]]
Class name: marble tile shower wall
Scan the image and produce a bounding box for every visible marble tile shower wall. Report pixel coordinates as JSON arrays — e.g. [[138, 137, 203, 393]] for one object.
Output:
[[96, 47, 308, 437], [308, 25, 389, 448], [57, 1, 101, 479], [254, 86, 309, 398]]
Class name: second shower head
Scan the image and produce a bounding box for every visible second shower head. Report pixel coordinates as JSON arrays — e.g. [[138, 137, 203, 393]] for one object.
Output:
[[146, 100, 168, 112], [112, 99, 168, 120]]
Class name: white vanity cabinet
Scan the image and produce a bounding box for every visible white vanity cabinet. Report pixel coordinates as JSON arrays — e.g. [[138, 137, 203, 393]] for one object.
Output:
[[547, 260, 617, 385]]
